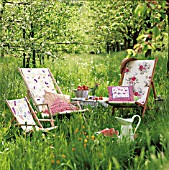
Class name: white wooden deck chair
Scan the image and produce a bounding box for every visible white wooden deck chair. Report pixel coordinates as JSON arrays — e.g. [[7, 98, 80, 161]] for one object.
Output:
[[18, 68, 88, 118], [107, 58, 158, 117], [6, 97, 57, 133]]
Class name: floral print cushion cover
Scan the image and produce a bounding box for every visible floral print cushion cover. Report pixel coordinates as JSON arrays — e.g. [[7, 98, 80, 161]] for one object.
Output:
[[7, 98, 36, 131], [122, 60, 155, 105]]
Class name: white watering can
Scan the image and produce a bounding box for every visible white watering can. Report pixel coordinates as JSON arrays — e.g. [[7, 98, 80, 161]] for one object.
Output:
[[115, 115, 141, 141]]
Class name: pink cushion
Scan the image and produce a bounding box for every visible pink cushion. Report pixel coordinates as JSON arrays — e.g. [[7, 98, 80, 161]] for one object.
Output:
[[108, 86, 134, 101], [43, 91, 79, 114]]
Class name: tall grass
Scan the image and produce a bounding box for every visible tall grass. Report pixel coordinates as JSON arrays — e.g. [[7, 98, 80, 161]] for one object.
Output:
[[0, 51, 169, 170]]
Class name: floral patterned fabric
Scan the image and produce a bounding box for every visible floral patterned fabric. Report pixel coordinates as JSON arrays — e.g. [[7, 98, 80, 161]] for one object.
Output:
[[20, 68, 57, 111], [7, 98, 36, 131], [122, 60, 155, 105]]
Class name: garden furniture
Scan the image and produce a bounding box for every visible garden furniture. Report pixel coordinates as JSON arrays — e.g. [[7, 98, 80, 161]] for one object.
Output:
[[107, 57, 158, 117], [6, 97, 57, 132], [18, 68, 88, 118]]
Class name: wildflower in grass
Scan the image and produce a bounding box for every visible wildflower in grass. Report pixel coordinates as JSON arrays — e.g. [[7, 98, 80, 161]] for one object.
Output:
[[82, 125, 85, 129], [62, 154, 66, 159], [91, 135, 95, 140], [84, 143, 87, 148], [72, 147, 76, 151], [78, 137, 82, 141], [84, 139, 88, 143], [74, 128, 79, 134], [94, 140, 99, 145], [51, 160, 55, 164], [42, 133, 46, 139], [86, 135, 89, 139], [50, 145, 54, 149], [56, 160, 60, 164]]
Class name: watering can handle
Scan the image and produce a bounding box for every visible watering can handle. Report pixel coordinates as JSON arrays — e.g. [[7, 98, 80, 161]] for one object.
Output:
[[132, 115, 141, 134]]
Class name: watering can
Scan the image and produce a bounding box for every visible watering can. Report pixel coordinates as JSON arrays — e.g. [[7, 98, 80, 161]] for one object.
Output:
[[115, 115, 141, 141]]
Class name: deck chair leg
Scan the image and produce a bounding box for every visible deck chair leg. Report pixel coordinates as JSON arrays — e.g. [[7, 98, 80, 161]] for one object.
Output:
[[10, 117, 16, 123], [141, 106, 147, 118], [151, 81, 157, 99], [112, 107, 115, 115], [50, 120, 55, 127]]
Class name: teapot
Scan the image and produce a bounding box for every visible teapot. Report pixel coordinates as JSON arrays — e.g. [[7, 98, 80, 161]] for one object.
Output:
[[115, 115, 141, 141]]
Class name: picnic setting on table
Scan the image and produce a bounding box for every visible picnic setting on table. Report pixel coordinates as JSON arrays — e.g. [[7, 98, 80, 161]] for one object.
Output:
[[6, 57, 159, 141]]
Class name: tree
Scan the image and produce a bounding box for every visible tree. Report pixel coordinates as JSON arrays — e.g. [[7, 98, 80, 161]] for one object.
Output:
[[126, 0, 168, 58]]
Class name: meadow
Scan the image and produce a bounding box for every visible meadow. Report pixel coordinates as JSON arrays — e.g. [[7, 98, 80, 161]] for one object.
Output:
[[0, 51, 169, 170]]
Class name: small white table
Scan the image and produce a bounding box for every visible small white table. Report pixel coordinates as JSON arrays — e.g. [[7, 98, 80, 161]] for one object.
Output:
[[71, 96, 109, 108]]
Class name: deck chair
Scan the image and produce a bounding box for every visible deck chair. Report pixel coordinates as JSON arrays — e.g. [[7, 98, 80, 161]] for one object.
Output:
[[107, 57, 158, 117], [18, 68, 87, 118], [6, 97, 57, 133]]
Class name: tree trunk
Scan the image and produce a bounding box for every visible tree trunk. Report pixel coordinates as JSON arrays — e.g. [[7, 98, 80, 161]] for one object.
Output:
[[145, 12, 152, 57], [124, 37, 127, 50], [26, 57, 30, 68], [30, 23, 36, 67], [106, 41, 110, 53], [23, 52, 26, 68], [0, 1, 6, 58], [116, 42, 120, 52], [32, 49, 36, 68], [133, 32, 139, 48], [23, 29, 26, 67], [127, 39, 131, 49]]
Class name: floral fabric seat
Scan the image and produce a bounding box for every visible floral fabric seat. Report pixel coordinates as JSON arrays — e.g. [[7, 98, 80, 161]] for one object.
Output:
[[108, 58, 158, 117], [6, 97, 57, 132], [18, 68, 87, 117], [19, 68, 62, 110]]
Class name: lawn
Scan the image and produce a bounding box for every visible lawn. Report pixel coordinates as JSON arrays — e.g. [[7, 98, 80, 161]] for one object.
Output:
[[0, 51, 169, 170]]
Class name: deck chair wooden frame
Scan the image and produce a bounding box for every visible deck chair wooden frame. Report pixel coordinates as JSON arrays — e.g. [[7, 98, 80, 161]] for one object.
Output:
[[6, 97, 57, 132], [18, 68, 88, 118], [107, 57, 158, 118]]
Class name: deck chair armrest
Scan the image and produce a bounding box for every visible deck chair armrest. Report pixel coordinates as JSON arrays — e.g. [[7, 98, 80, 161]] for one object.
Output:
[[35, 103, 48, 106], [35, 103, 53, 118], [35, 103, 51, 113], [14, 123, 36, 127], [34, 103, 55, 127]]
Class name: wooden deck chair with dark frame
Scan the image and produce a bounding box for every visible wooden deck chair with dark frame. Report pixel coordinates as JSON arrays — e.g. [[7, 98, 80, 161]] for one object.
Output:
[[18, 68, 88, 119], [6, 97, 57, 133], [107, 57, 158, 118]]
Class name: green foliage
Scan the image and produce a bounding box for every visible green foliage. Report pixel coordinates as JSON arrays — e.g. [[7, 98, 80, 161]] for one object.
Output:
[[1, 0, 168, 62], [127, 0, 168, 58]]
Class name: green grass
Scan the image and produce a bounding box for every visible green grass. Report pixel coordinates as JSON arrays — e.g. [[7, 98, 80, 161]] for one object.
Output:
[[0, 51, 169, 170]]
